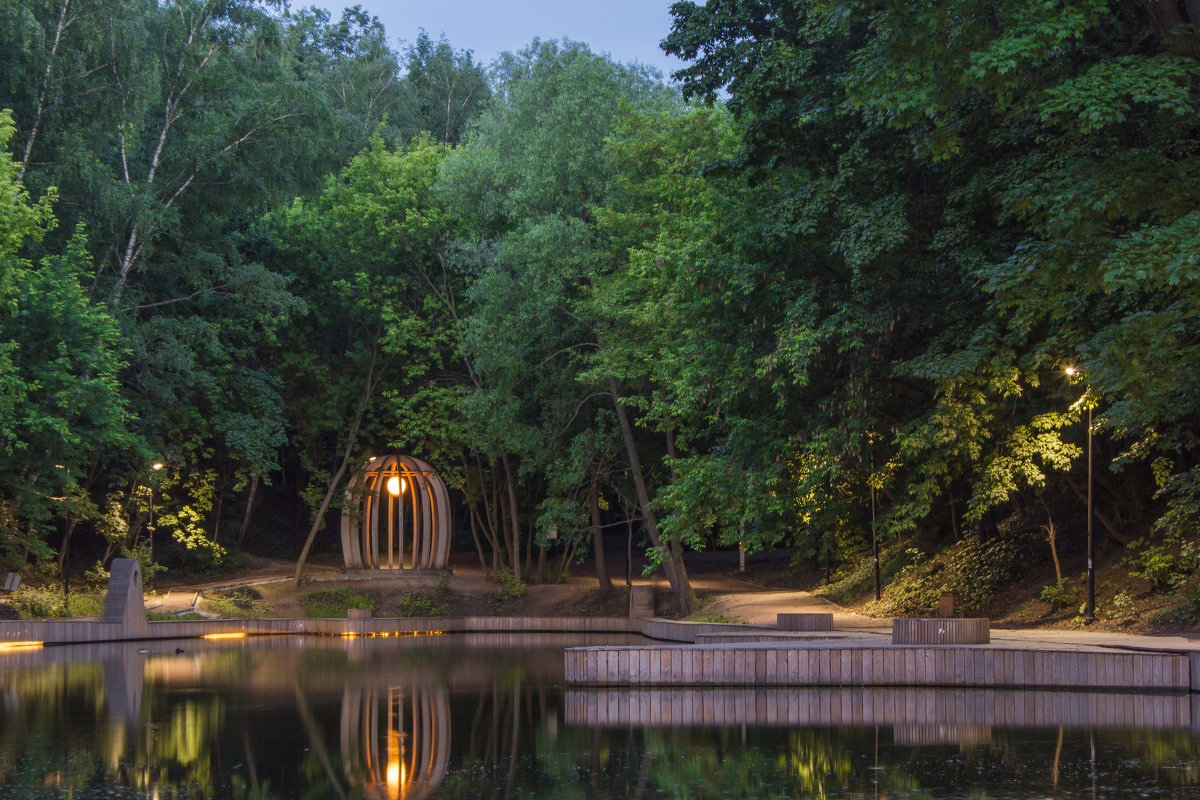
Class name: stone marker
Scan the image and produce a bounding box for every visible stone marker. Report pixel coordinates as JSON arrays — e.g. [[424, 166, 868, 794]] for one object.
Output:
[[102, 558, 148, 637]]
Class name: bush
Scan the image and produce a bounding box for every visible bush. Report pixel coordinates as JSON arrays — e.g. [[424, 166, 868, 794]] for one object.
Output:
[[824, 542, 915, 605], [1104, 591, 1137, 620], [394, 592, 449, 617], [434, 571, 452, 593], [1125, 536, 1199, 594], [871, 537, 1028, 617], [689, 613, 747, 624], [10, 586, 105, 618], [203, 588, 269, 618], [1040, 579, 1077, 610], [1152, 581, 1200, 624], [302, 588, 375, 618], [492, 568, 526, 603]]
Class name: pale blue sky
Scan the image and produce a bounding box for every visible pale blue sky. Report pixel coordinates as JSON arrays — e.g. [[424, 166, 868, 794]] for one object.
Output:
[[304, 0, 688, 79]]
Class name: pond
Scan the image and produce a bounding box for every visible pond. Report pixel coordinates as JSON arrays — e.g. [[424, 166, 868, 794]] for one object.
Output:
[[0, 634, 1197, 799]]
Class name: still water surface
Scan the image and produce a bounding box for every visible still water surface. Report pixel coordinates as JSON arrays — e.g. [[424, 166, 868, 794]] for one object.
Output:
[[0, 634, 1197, 799]]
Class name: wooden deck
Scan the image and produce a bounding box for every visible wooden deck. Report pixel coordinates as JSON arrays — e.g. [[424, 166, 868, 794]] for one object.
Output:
[[564, 640, 1199, 693]]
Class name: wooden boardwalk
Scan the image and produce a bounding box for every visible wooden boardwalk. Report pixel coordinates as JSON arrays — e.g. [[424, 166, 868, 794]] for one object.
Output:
[[0, 568, 1195, 697]]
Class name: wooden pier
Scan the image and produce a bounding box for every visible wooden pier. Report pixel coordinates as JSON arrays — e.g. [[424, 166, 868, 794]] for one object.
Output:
[[563, 641, 1197, 692]]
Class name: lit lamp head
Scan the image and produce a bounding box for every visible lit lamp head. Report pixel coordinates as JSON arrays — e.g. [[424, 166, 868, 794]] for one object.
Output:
[[152, 462, 164, 471], [1065, 366, 1077, 377], [387, 475, 407, 496]]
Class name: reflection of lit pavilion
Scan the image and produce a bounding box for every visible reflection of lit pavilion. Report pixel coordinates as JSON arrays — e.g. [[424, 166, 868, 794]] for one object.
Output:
[[341, 455, 451, 570], [340, 685, 450, 800]]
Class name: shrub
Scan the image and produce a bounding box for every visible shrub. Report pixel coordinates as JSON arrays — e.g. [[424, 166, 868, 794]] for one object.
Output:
[[1152, 581, 1200, 624], [1125, 536, 1200, 594], [690, 613, 747, 624], [823, 542, 913, 605], [203, 589, 269, 618], [1040, 579, 1077, 610], [937, 538, 1025, 614], [434, 571, 452, 593], [1104, 591, 1137, 620], [871, 537, 1028, 617], [492, 568, 526, 602], [394, 592, 449, 617], [10, 586, 105, 618], [302, 588, 375, 618]]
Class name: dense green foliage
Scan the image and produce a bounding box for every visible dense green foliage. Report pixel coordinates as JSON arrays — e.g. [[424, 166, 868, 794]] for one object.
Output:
[[1, 0, 1198, 617], [301, 587, 374, 617]]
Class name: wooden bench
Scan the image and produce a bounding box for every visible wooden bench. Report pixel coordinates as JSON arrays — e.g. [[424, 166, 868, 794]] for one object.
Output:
[[777, 612, 833, 631]]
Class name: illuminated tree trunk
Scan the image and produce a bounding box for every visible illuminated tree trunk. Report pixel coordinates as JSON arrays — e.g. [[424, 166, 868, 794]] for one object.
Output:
[[608, 377, 695, 616], [590, 476, 613, 595]]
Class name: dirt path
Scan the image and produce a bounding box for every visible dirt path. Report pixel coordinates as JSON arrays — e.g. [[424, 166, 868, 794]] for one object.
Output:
[[147, 550, 884, 627]]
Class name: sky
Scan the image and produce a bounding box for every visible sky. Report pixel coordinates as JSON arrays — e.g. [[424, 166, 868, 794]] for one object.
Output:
[[305, 0, 688, 79]]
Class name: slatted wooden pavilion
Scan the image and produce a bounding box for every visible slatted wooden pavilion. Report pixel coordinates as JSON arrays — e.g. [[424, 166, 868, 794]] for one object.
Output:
[[340, 455, 451, 570]]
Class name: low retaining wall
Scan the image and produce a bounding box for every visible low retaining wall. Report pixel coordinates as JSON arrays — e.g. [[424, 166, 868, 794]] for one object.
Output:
[[563, 643, 1194, 691], [638, 618, 774, 643], [0, 615, 639, 644]]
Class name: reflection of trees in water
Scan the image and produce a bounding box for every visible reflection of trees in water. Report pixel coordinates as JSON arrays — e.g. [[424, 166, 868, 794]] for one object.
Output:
[[2, 648, 1200, 799]]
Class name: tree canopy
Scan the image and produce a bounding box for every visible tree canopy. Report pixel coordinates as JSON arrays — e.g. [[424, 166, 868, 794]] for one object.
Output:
[[1, 0, 1198, 618]]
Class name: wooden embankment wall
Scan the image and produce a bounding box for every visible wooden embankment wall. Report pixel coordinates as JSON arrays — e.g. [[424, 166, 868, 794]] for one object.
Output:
[[0, 615, 638, 644], [564, 686, 1200, 733], [564, 642, 1197, 692]]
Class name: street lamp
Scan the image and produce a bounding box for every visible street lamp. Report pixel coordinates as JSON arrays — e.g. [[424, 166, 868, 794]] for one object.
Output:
[[147, 462, 164, 572], [1065, 367, 1095, 623]]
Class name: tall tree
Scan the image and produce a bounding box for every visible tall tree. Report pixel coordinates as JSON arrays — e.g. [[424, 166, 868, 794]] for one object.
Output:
[[0, 109, 129, 562], [663, 0, 1200, 570], [270, 132, 459, 583], [441, 39, 700, 607]]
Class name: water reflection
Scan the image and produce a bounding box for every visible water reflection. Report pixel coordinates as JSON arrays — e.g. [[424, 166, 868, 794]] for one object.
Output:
[[0, 636, 1196, 799], [339, 685, 450, 799]]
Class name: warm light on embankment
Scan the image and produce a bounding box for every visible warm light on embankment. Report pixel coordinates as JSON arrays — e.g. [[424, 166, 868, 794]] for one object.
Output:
[[202, 632, 248, 640], [341, 631, 445, 639], [0, 641, 43, 651]]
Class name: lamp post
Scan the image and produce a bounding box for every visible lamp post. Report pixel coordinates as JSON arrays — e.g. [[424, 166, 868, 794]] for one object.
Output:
[[871, 485, 880, 602], [1065, 368, 1096, 623], [148, 462, 164, 572]]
